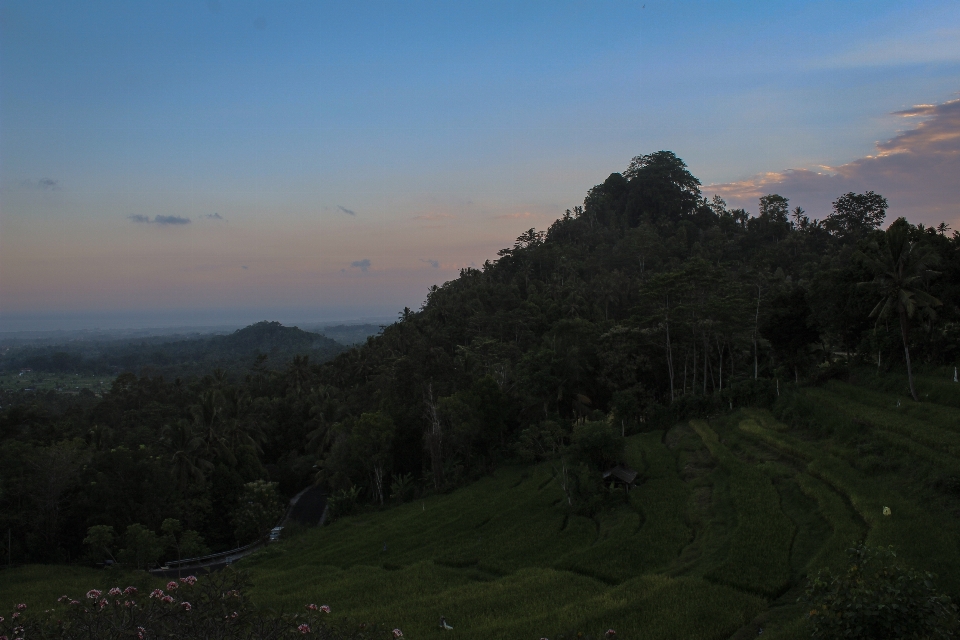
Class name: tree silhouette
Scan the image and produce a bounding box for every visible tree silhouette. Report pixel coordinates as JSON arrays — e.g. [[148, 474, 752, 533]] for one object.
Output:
[[859, 220, 941, 401]]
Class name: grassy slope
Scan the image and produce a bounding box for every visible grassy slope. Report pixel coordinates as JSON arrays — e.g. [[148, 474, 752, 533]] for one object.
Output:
[[3, 371, 959, 639], [241, 433, 766, 639]]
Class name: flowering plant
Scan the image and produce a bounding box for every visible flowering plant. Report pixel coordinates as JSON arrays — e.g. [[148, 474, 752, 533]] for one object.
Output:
[[0, 570, 396, 639]]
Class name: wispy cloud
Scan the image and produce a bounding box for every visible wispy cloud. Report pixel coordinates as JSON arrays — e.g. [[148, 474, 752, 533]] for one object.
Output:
[[154, 215, 191, 225], [494, 211, 544, 220], [816, 28, 960, 69], [412, 213, 454, 221], [337, 205, 357, 216], [203, 212, 224, 220], [128, 214, 191, 225], [421, 258, 440, 268], [21, 177, 59, 190], [707, 96, 960, 226], [350, 258, 371, 272]]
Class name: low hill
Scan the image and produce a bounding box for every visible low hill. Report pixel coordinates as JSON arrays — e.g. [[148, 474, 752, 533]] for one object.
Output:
[[0, 321, 346, 379], [312, 323, 384, 346]]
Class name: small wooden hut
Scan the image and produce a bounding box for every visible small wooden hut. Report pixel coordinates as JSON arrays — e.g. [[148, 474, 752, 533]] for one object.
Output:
[[603, 465, 638, 490]]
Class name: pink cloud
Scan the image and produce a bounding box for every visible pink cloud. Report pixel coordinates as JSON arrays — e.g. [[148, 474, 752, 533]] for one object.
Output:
[[494, 211, 548, 220], [707, 96, 960, 227], [412, 213, 455, 221]]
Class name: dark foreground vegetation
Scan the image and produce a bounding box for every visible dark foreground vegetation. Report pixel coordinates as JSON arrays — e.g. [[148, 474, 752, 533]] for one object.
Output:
[[0, 571, 400, 640], [1, 151, 959, 638]]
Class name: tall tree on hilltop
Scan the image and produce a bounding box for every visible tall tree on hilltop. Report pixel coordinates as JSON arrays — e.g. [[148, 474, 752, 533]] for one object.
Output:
[[623, 151, 701, 225], [858, 219, 941, 401], [826, 191, 887, 239]]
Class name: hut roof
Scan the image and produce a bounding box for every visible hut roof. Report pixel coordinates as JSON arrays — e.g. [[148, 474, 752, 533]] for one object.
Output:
[[603, 465, 638, 485]]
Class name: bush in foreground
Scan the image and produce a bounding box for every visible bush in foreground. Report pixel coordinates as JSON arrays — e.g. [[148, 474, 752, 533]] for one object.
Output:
[[803, 542, 959, 639], [0, 570, 397, 640]]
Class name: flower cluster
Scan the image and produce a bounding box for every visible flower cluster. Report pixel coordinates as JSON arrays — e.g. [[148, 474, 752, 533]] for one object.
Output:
[[1, 572, 398, 640]]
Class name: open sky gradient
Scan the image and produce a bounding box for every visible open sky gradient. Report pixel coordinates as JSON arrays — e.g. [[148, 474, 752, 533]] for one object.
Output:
[[2, 1, 959, 330]]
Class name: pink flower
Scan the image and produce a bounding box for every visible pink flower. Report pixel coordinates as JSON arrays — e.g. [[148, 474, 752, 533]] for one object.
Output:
[[605, 631, 617, 639], [123, 586, 138, 595], [69, 600, 80, 606], [393, 629, 404, 638], [0, 634, 7, 640], [180, 575, 197, 585], [11, 613, 19, 619], [108, 588, 122, 597], [297, 623, 311, 634], [160, 595, 174, 604], [124, 601, 134, 607], [319, 605, 330, 614], [166, 581, 178, 591], [14, 604, 26, 612], [98, 598, 108, 609], [306, 604, 318, 611], [58, 595, 69, 602], [86, 590, 101, 599], [231, 611, 238, 619], [181, 601, 192, 611], [137, 626, 146, 640], [149, 589, 164, 599]]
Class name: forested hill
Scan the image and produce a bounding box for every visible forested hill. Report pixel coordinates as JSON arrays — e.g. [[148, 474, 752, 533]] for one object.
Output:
[[2, 151, 958, 565], [312, 151, 959, 494], [0, 321, 346, 378]]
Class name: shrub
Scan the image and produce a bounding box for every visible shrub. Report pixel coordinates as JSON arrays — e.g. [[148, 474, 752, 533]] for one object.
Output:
[[327, 485, 362, 521], [118, 523, 163, 570], [802, 542, 959, 639], [82, 525, 116, 565], [0, 570, 397, 639], [231, 480, 285, 544]]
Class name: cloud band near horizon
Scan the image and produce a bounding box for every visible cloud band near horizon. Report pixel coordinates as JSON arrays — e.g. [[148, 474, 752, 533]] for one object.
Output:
[[707, 96, 960, 228]]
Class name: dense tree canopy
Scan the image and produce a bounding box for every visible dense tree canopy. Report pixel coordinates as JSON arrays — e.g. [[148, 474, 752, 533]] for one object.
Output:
[[2, 152, 958, 565]]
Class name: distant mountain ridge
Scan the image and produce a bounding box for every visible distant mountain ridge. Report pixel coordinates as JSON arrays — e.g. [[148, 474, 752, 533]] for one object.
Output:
[[0, 321, 348, 378]]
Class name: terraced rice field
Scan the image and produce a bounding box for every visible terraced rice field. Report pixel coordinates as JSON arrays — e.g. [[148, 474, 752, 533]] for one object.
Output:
[[4, 371, 959, 639]]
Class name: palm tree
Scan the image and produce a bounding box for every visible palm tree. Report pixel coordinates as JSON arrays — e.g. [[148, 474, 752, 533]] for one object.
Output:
[[162, 420, 213, 491], [858, 222, 941, 401]]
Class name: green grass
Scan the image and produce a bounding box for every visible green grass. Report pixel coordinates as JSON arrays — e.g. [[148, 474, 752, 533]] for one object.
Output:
[[808, 383, 960, 457], [688, 420, 795, 596], [0, 371, 113, 395], [737, 407, 960, 594], [240, 445, 765, 639], [6, 374, 960, 637]]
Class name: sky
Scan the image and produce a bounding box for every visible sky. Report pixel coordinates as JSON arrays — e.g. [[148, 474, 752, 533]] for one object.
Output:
[[1, 1, 959, 331]]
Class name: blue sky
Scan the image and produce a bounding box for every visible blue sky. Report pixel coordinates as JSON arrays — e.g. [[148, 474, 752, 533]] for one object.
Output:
[[2, 1, 959, 330]]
